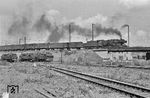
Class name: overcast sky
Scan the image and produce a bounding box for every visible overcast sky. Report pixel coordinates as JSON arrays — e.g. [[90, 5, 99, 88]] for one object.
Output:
[[0, 0, 150, 46]]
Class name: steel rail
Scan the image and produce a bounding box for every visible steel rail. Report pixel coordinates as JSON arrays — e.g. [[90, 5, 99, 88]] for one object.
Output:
[[34, 88, 56, 98], [49, 66, 150, 98], [101, 65, 150, 70], [53, 66, 150, 92]]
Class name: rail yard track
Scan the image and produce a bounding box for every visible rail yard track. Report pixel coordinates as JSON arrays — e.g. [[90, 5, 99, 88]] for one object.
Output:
[[48, 66, 150, 98], [102, 65, 150, 70]]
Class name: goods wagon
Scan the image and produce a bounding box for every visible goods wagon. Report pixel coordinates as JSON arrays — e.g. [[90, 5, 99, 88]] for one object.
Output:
[[14, 45, 24, 50], [2, 45, 12, 51], [84, 41, 98, 49], [10, 45, 25, 51], [0, 44, 25, 51], [48, 43, 64, 49], [0, 46, 6, 51], [67, 42, 83, 49], [36, 43, 49, 50], [25, 44, 37, 50], [1, 53, 18, 62]]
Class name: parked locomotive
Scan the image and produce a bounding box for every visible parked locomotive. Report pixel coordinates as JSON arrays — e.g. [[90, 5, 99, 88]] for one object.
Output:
[[0, 39, 127, 51]]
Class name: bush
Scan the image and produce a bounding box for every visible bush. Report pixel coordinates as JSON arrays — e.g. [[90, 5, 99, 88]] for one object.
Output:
[[19, 52, 54, 62], [1, 53, 18, 62]]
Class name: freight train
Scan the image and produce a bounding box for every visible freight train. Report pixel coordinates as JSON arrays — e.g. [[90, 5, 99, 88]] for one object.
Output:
[[0, 39, 127, 51]]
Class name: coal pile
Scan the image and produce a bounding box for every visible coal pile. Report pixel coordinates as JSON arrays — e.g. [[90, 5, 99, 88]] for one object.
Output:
[[1, 53, 18, 62], [19, 52, 53, 62]]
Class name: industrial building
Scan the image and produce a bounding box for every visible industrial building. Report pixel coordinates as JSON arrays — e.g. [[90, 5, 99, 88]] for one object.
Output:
[[94, 47, 150, 61]]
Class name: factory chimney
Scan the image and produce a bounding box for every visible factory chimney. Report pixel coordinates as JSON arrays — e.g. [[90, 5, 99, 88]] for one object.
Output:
[[121, 24, 130, 47]]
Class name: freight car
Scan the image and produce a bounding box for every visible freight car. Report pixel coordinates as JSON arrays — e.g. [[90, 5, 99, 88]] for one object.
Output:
[[0, 42, 84, 51]]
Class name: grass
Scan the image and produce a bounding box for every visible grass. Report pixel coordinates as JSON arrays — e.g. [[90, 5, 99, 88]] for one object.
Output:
[[0, 61, 10, 66]]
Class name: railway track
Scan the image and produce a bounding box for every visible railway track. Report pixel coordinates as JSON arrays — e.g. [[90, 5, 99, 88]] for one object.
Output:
[[102, 65, 150, 70], [49, 66, 150, 98], [34, 86, 57, 98]]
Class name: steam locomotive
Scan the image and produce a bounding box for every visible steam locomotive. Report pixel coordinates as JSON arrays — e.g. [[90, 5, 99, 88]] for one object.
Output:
[[0, 39, 127, 51], [84, 39, 127, 49]]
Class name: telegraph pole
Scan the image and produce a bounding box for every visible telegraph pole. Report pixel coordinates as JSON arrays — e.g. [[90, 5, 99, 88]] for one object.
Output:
[[92, 24, 94, 41], [60, 49, 63, 64], [19, 38, 21, 44], [69, 24, 71, 42], [24, 37, 26, 44]]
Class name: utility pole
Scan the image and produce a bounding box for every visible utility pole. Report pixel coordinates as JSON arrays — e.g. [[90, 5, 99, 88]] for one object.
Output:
[[60, 49, 63, 64], [69, 24, 71, 43], [92, 24, 94, 41], [19, 38, 21, 44], [24, 37, 26, 44]]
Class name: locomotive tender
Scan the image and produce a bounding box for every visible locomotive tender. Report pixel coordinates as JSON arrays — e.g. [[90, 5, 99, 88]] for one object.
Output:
[[0, 39, 127, 51]]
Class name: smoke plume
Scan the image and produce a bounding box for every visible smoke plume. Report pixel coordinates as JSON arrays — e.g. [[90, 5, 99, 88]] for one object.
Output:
[[8, 16, 30, 37], [0, 0, 123, 45], [32, 14, 51, 32], [57, 22, 122, 40], [94, 24, 122, 38]]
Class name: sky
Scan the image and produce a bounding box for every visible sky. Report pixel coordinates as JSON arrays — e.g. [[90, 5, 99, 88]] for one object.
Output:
[[0, 0, 150, 46]]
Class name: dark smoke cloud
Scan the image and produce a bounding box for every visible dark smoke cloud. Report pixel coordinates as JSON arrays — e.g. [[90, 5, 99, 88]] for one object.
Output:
[[32, 14, 51, 32], [69, 22, 90, 36], [47, 26, 64, 42], [94, 24, 122, 38], [7, 10, 122, 44], [57, 22, 122, 39], [8, 16, 30, 36]]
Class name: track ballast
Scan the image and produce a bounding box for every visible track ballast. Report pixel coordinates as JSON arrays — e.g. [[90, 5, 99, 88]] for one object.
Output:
[[49, 66, 150, 98]]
